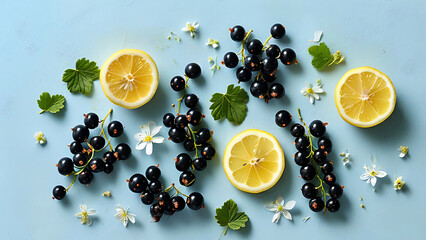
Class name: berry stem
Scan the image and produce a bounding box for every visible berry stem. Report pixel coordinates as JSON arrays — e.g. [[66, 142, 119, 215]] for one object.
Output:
[[99, 108, 113, 151], [175, 77, 190, 115], [237, 29, 253, 63], [187, 124, 199, 159], [66, 175, 77, 191], [168, 183, 189, 198], [262, 35, 273, 50]]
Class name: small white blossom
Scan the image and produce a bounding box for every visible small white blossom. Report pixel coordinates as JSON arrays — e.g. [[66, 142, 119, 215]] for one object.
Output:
[[114, 205, 136, 227], [394, 176, 405, 190], [309, 31, 323, 42], [208, 56, 220, 75], [301, 80, 324, 104], [75, 204, 96, 225], [206, 38, 219, 48], [34, 132, 46, 144], [340, 151, 351, 166], [134, 121, 164, 155], [398, 146, 408, 158], [360, 164, 387, 187], [265, 196, 296, 223], [181, 21, 199, 38]]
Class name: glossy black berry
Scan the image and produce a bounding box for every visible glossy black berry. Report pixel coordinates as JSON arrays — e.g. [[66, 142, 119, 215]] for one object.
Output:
[[321, 162, 334, 174], [223, 52, 239, 68], [294, 151, 310, 166], [128, 173, 148, 193], [265, 44, 281, 58], [326, 198, 340, 213], [89, 136, 105, 150], [309, 120, 326, 138], [163, 202, 175, 216], [329, 184, 343, 199], [170, 76, 186, 91], [290, 124, 305, 137], [261, 73, 277, 82], [163, 113, 175, 128], [318, 137, 332, 153], [89, 158, 105, 173], [78, 168, 93, 185], [195, 128, 211, 144], [150, 203, 164, 219], [280, 48, 297, 65], [157, 192, 171, 207], [275, 110, 292, 127], [69, 141, 83, 154], [104, 162, 113, 174], [73, 152, 88, 167], [261, 57, 278, 76], [168, 127, 186, 143], [309, 197, 324, 212], [72, 125, 90, 142], [115, 143, 131, 160], [250, 81, 268, 98], [201, 144, 215, 160], [193, 158, 207, 171], [145, 165, 161, 181], [175, 115, 188, 128], [185, 63, 201, 79], [184, 94, 199, 108], [230, 25, 245, 42], [300, 164, 316, 180], [183, 139, 196, 151], [246, 39, 263, 55], [52, 185, 66, 200], [107, 121, 123, 138], [57, 157, 74, 176], [84, 113, 99, 129], [103, 151, 117, 164], [269, 83, 285, 99], [324, 173, 336, 185], [175, 153, 192, 172], [244, 55, 261, 71], [171, 196, 186, 211], [140, 190, 154, 205], [187, 192, 204, 210], [313, 149, 327, 164], [294, 136, 310, 151], [186, 108, 203, 126], [270, 23, 286, 39], [301, 183, 318, 199], [236, 67, 252, 82], [179, 171, 196, 186], [148, 180, 163, 194]]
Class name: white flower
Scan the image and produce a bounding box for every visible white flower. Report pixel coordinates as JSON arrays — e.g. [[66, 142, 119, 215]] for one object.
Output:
[[360, 164, 387, 187], [181, 21, 199, 38], [75, 204, 96, 225], [394, 176, 405, 190], [309, 31, 323, 42], [114, 205, 136, 227], [206, 38, 219, 48], [398, 146, 408, 158], [340, 151, 351, 166], [34, 132, 46, 144], [301, 80, 324, 104], [265, 196, 296, 223], [134, 121, 164, 155]]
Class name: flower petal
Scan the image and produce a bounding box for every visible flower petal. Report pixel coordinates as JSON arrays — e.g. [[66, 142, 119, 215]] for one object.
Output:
[[75, 212, 83, 217], [276, 196, 284, 206], [371, 176, 377, 187], [151, 136, 165, 144], [272, 212, 281, 223], [123, 218, 128, 227], [309, 95, 315, 104], [399, 152, 405, 158], [284, 200, 296, 210], [375, 171, 387, 178], [146, 142, 153, 155], [264, 202, 278, 212], [87, 209, 96, 215], [128, 214, 136, 223], [134, 132, 145, 141], [114, 212, 122, 220], [360, 173, 370, 180], [80, 204, 87, 212], [313, 93, 320, 100], [140, 124, 150, 136], [86, 217, 92, 226], [282, 210, 292, 221], [148, 121, 161, 136], [135, 141, 147, 150]]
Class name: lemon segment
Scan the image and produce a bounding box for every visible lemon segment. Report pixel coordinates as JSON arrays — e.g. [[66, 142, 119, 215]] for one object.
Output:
[[335, 66, 396, 128], [223, 129, 285, 193], [100, 49, 159, 109]]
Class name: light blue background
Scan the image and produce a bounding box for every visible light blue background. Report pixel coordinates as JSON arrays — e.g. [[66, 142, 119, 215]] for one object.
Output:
[[1, 0, 425, 239]]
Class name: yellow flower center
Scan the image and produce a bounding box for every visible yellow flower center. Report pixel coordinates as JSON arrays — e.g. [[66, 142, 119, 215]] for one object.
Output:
[[307, 88, 314, 94], [189, 26, 194, 31], [370, 171, 377, 176], [277, 205, 283, 211], [144, 136, 153, 142], [82, 212, 88, 218]]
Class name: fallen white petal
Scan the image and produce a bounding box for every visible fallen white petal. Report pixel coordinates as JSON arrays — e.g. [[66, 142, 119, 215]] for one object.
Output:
[[309, 31, 323, 42]]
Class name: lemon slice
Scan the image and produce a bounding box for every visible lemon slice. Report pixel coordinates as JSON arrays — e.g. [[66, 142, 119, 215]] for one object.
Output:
[[335, 66, 396, 128], [100, 49, 159, 109], [223, 129, 285, 193]]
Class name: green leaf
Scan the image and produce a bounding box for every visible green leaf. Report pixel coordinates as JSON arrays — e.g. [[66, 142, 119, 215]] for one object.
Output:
[[209, 84, 249, 125], [308, 42, 334, 70], [215, 199, 248, 235], [37, 92, 65, 114], [62, 58, 100, 95]]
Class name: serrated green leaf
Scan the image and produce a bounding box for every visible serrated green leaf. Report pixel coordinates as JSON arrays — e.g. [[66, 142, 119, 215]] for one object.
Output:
[[209, 84, 249, 125], [37, 92, 65, 114], [215, 199, 248, 235], [62, 58, 100, 95], [308, 42, 334, 70]]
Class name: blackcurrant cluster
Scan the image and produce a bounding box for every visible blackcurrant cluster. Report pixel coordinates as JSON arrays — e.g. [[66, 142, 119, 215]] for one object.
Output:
[[275, 109, 344, 213], [223, 24, 298, 102], [52, 110, 131, 200], [164, 63, 216, 187], [127, 165, 204, 222]]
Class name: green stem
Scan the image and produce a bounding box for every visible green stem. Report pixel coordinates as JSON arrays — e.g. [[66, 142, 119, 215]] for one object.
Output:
[[237, 30, 253, 63], [262, 35, 273, 50], [99, 108, 113, 151], [175, 77, 190, 115], [187, 125, 199, 159], [39, 110, 45, 114], [172, 184, 189, 198]]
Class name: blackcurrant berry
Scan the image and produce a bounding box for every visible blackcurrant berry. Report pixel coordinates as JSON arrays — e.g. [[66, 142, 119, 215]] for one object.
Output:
[[163, 202, 175, 216], [318, 137, 332, 153], [163, 113, 175, 128], [179, 171, 196, 186], [184, 94, 199, 108], [157, 192, 171, 207], [175, 153, 192, 172], [183, 139, 196, 151], [89, 158, 105, 173], [309, 197, 324, 212], [107, 121, 123, 138], [229, 25, 245, 42], [193, 157, 207, 171], [175, 115, 188, 128], [309, 120, 326, 138], [321, 162, 334, 174], [78, 168, 93, 185], [146, 165, 161, 181], [261, 57, 278, 76], [150, 203, 164, 220], [52, 185, 66, 200], [201, 144, 215, 160], [269, 83, 285, 99], [290, 124, 305, 137], [294, 136, 310, 151], [84, 113, 99, 129], [72, 125, 90, 142], [246, 39, 263, 55], [104, 163, 113, 174], [250, 81, 268, 99], [89, 136, 105, 150], [170, 76, 186, 91], [313, 149, 327, 164], [103, 151, 117, 164], [244, 55, 261, 71], [301, 183, 318, 199], [236, 67, 252, 82], [261, 73, 277, 82], [265, 44, 281, 58], [168, 126, 186, 143], [73, 152, 88, 167], [329, 184, 343, 199], [300, 164, 316, 180], [69, 141, 83, 154], [140, 190, 154, 205], [186, 108, 203, 126], [128, 173, 148, 193], [280, 48, 297, 65], [223, 52, 239, 68], [275, 110, 292, 127], [195, 128, 211, 144], [270, 23, 286, 39], [171, 196, 186, 211], [57, 157, 74, 176], [185, 63, 201, 79], [324, 173, 336, 185], [187, 192, 204, 210], [294, 151, 310, 166], [115, 143, 131, 160], [326, 198, 340, 213], [148, 180, 163, 194]]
